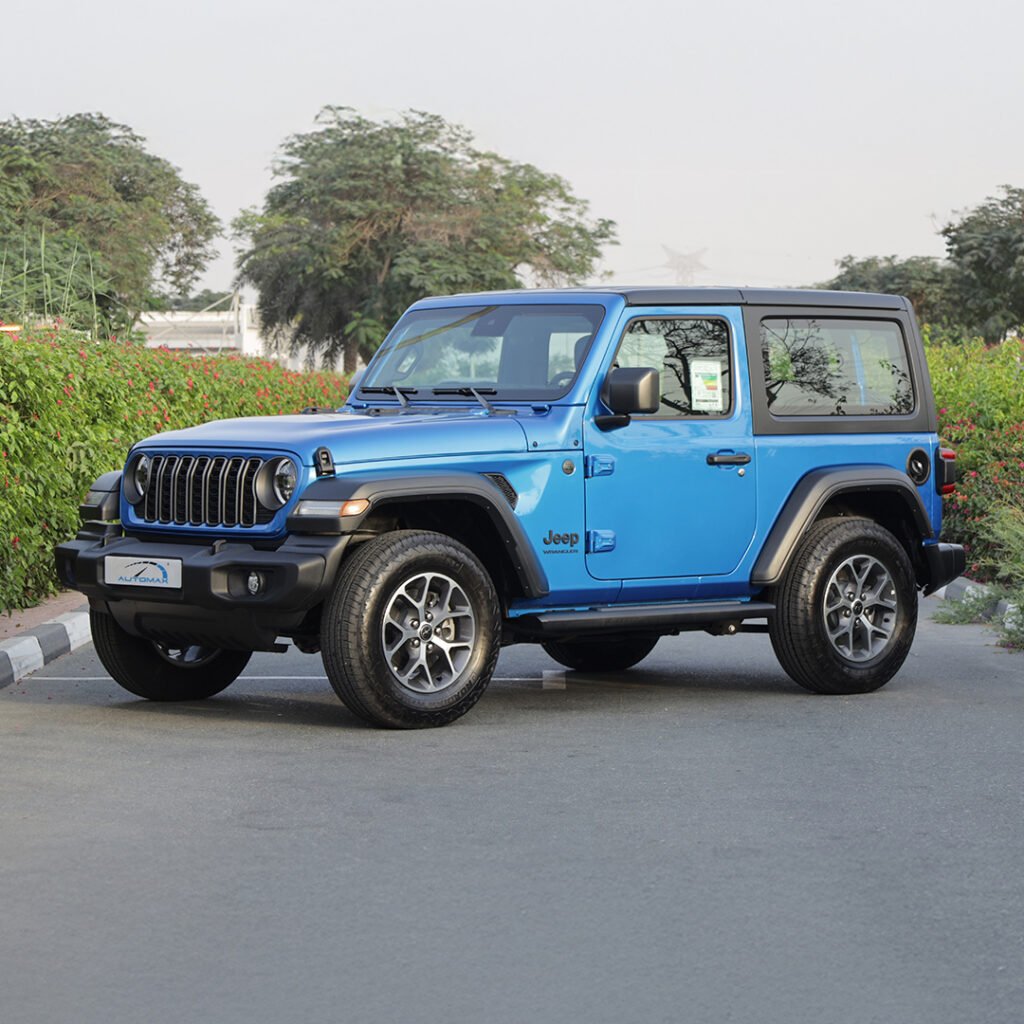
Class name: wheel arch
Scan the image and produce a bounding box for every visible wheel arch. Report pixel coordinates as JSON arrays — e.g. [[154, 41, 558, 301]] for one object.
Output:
[[752, 466, 934, 589], [288, 471, 549, 604]]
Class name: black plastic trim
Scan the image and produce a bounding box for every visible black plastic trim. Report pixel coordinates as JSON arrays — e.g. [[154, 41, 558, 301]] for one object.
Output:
[[922, 542, 966, 597], [287, 470, 549, 599], [56, 530, 352, 615], [620, 287, 905, 309], [515, 600, 776, 637], [751, 466, 935, 587], [79, 470, 122, 522]]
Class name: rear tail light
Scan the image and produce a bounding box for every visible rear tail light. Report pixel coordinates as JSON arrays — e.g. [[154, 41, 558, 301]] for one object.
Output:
[[937, 447, 958, 495]]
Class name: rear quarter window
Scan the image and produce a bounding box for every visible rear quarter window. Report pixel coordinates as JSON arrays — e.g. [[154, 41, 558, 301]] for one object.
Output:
[[761, 318, 914, 416]]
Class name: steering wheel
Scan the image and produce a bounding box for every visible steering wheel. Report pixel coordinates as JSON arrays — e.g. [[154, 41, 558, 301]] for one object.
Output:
[[548, 371, 576, 387]]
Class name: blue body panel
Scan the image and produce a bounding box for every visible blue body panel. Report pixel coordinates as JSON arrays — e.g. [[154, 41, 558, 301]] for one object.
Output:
[[120, 289, 943, 615]]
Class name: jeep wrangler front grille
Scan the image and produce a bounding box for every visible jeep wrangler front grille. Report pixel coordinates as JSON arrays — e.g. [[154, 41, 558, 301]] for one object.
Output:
[[141, 455, 274, 528]]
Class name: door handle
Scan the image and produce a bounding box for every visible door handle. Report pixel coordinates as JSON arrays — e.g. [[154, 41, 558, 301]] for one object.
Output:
[[706, 451, 751, 466]]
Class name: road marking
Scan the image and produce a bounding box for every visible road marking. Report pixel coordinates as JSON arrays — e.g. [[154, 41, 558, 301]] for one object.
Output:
[[542, 670, 566, 690], [27, 674, 547, 683]]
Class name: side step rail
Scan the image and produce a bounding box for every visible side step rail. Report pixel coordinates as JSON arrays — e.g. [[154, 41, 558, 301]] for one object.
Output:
[[515, 600, 776, 638]]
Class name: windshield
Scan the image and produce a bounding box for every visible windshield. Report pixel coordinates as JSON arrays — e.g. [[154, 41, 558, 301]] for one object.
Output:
[[360, 304, 606, 401]]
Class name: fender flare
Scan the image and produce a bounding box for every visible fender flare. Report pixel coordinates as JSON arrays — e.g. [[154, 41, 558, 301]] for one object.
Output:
[[80, 470, 123, 522], [287, 470, 549, 599], [751, 465, 934, 587]]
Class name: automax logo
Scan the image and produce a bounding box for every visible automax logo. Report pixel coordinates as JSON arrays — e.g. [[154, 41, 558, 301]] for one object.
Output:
[[117, 560, 171, 585]]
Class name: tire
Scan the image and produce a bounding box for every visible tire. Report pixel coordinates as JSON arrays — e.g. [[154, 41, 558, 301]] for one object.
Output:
[[321, 530, 501, 729], [542, 636, 658, 672], [769, 517, 918, 695], [90, 609, 251, 701]]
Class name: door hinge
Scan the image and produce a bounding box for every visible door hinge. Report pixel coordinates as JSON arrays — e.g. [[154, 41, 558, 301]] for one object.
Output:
[[584, 455, 615, 478], [586, 530, 616, 553]]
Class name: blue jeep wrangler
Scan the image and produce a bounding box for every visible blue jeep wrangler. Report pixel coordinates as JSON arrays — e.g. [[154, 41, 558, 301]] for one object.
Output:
[[57, 288, 965, 728]]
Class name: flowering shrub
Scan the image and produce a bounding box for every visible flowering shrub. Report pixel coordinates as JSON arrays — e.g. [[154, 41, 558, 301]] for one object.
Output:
[[0, 324, 347, 611], [927, 334, 1024, 580]]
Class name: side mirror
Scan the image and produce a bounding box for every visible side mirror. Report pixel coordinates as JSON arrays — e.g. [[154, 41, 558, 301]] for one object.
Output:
[[597, 366, 660, 429]]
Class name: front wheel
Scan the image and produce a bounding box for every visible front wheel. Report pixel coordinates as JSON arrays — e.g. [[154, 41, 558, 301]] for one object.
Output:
[[321, 530, 501, 728], [769, 517, 917, 695], [90, 609, 251, 701]]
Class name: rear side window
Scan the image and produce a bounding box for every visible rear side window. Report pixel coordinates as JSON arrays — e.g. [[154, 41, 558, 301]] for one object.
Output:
[[616, 317, 731, 417], [761, 318, 914, 416]]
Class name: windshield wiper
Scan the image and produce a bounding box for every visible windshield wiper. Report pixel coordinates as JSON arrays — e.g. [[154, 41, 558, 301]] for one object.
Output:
[[431, 387, 496, 413], [358, 385, 418, 408]]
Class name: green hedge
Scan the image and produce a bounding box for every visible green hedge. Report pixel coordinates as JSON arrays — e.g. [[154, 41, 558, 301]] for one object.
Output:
[[0, 325, 347, 611], [926, 333, 1024, 578]]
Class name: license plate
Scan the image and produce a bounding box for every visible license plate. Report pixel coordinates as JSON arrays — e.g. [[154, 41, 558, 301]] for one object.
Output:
[[104, 555, 182, 589]]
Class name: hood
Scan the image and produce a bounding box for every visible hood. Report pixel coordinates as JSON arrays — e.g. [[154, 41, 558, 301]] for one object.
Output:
[[134, 409, 531, 465]]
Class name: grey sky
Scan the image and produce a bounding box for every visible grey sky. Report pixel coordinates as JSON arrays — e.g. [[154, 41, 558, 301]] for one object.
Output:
[[5, 0, 1022, 293]]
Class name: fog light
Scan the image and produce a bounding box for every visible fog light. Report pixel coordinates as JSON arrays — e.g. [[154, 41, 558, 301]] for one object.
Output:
[[247, 571, 263, 596]]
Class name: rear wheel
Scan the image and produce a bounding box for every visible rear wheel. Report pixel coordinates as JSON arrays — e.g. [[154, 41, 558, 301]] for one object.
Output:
[[321, 530, 501, 728], [90, 609, 251, 701], [769, 517, 917, 694], [542, 636, 658, 672]]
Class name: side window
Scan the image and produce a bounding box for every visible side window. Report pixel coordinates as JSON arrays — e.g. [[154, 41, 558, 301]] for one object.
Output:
[[761, 318, 915, 416], [616, 317, 732, 417]]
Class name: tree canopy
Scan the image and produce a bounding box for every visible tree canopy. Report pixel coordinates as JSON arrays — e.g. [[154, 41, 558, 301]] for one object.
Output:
[[821, 186, 1024, 343], [941, 186, 1024, 344], [0, 113, 219, 332], [234, 108, 617, 371], [819, 254, 961, 327]]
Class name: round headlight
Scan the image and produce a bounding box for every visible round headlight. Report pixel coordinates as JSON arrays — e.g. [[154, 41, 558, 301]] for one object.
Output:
[[128, 453, 151, 504], [272, 458, 298, 506]]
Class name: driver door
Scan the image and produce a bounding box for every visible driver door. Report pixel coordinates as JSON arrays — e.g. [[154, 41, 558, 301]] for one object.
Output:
[[583, 308, 756, 583]]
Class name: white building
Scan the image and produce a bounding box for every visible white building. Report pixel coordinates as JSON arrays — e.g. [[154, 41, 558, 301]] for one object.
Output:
[[138, 297, 344, 371]]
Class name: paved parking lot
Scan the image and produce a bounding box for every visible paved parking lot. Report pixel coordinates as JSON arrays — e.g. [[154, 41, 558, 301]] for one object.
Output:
[[2, 598, 1022, 1024]]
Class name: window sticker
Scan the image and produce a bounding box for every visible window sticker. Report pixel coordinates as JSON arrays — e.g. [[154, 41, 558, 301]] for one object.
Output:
[[690, 358, 724, 412]]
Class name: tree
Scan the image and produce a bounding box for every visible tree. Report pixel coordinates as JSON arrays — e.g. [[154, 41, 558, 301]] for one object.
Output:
[[234, 108, 617, 372], [0, 114, 219, 332], [942, 186, 1024, 344], [160, 289, 235, 312], [818, 255, 960, 327]]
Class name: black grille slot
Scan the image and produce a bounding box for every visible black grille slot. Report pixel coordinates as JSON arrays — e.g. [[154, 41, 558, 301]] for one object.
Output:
[[483, 473, 518, 509], [139, 453, 269, 528]]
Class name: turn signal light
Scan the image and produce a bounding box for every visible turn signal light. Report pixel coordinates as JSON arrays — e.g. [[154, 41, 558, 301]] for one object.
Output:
[[293, 498, 370, 517]]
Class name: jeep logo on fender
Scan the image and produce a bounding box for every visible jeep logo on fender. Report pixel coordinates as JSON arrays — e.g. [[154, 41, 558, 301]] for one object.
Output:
[[542, 530, 579, 549]]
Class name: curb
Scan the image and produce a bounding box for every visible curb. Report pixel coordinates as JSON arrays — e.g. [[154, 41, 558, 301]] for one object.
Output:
[[0, 610, 92, 690], [935, 576, 1018, 620]]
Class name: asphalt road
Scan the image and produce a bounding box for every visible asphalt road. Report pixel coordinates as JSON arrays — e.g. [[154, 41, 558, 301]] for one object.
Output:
[[2, 599, 1022, 1024]]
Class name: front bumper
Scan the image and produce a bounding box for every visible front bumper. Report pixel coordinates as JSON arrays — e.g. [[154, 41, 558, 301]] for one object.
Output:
[[55, 526, 352, 650]]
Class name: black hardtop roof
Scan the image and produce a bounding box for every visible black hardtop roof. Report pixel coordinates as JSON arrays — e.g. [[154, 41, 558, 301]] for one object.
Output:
[[429, 286, 908, 310], [617, 287, 907, 310]]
